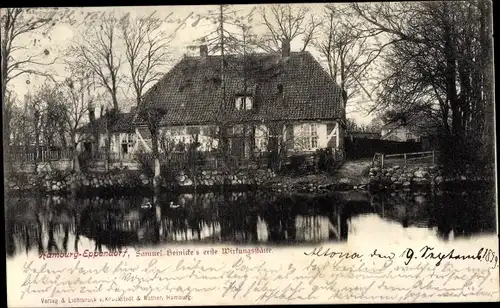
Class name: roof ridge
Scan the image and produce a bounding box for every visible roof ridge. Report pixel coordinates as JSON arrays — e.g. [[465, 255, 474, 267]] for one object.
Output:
[[185, 50, 310, 58]]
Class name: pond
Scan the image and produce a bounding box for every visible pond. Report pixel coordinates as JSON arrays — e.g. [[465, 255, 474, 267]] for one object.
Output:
[[5, 188, 497, 259]]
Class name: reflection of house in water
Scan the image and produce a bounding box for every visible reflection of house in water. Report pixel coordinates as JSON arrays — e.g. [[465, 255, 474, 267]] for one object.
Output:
[[295, 215, 341, 242], [11, 189, 495, 257], [94, 191, 349, 244], [6, 191, 352, 257]]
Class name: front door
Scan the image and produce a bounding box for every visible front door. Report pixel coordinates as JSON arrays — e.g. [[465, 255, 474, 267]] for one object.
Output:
[[231, 137, 245, 158], [83, 142, 92, 153]]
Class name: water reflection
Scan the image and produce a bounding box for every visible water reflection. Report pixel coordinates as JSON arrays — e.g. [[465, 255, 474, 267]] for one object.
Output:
[[5, 189, 496, 258]]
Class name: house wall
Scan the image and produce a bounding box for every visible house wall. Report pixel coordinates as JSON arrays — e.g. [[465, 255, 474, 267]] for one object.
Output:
[[135, 121, 343, 155], [135, 125, 219, 153], [76, 132, 138, 158], [291, 121, 341, 152], [381, 128, 420, 142], [252, 121, 342, 153], [162, 125, 219, 152], [110, 133, 138, 155], [254, 125, 268, 152]]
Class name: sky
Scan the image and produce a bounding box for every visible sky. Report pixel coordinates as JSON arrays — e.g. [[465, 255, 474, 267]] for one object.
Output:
[[6, 4, 375, 125]]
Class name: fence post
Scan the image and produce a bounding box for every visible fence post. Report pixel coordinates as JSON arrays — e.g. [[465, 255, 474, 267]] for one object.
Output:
[[404, 153, 407, 166], [432, 150, 435, 165], [381, 154, 384, 168]]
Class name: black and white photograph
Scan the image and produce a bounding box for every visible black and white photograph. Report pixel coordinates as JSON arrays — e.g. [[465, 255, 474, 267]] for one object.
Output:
[[3, 2, 498, 306]]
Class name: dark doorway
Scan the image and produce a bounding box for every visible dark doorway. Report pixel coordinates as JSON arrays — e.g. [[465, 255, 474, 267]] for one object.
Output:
[[231, 138, 245, 158], [83, 142, 92, 153], [121, 143, 129, 154]]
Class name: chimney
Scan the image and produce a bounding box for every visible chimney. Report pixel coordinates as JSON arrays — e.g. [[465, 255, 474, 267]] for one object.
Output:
[[282, 39, 290, 58], [200, 45, 208, 58]]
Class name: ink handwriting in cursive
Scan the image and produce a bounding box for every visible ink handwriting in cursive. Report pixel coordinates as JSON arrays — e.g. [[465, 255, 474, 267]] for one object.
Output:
[[16, 249, 499, 303], [401, 246, 499, 268]]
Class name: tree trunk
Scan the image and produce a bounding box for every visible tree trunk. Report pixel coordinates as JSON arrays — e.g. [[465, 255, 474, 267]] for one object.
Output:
[[59, 127, 67, 148], [73, 150, 80, 172], [151, 130, 161, 187], [480, 1, 494, 163], [112, 92, 119, 111], [34, 120, 40, 174], [105, 136, 110, 172], [1, 44, 8, 151], [441, 3, 461, 137], [104, 116, 110, 172]]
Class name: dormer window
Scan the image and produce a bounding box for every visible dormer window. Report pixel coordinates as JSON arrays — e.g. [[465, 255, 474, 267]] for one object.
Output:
[[235, 95, 253, 110]]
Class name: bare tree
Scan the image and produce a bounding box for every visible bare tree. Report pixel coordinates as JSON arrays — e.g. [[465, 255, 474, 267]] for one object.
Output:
[[188, 5, 257, 162], [68, 15, 122, 111], [22, 91, 44, 173], [352, 1, 494, 173], [34, 84, 68, 149], [258, 4, 320, 53], [61, 72, 98, 172], [119, 12, 173, 106], [5, 92, 24, 146], [313, 5, 382, 108], [1, 8, 58, 150], [139, 106, 167, 187]]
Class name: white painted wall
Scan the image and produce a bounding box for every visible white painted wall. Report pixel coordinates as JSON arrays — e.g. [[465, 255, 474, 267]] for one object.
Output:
[[133, 122, 342, 155], [109, 133, 137, 155], [135, 125, 220, 152], [292, 122, 340, 151], [254, 125, 269, 151], [381, 127, 419, 141]]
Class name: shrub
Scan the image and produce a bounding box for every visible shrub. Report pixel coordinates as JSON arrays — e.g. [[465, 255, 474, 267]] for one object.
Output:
[[78, 152, 92, 172], [438, 132, 491, 178], [135, 152, 154, 176]]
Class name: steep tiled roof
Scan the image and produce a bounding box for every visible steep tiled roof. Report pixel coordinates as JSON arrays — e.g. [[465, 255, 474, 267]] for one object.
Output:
[[134, 51, 345, 126], [77, 112, 135, 134]]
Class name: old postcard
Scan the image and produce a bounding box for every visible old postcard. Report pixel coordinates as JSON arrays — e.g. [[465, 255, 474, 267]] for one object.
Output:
[[3, 2, 498, 306]]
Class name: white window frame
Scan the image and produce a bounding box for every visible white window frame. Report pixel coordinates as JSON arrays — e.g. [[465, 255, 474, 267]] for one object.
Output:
[[254, 126, 268, 152], [299, 123, 319, 150], [169, 126, 187, 136], [235, 96, 253, 110], [120, 133, 135, 155]]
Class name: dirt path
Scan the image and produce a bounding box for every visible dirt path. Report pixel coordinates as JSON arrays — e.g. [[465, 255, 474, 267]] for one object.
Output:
[[333, 158, 373, 184], [267, 158, 373, 187]]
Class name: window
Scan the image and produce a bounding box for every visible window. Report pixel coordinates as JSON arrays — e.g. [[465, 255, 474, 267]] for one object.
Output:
[[121, 133, 135, 155], [235, 96, 253, 110], [310, 124, 318, 149], [170, 126, 186, 136], [256, 138, 268, 151], [126, 133, 135, 144], [255, 126, 268, 152], [299, 123, 319, 150], [186, 126, 200, 135]]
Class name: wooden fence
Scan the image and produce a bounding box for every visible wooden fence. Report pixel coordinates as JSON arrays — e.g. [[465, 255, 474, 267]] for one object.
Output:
[[90, 152, 136, 163], [8, 149, 73, 163], [137, 151, 272, 171], [373, 150, 440, 168], [9, 147, 341, 172], [345, 137, 422, 159]]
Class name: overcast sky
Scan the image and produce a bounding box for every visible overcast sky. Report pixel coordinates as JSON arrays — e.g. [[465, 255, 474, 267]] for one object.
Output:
[[7, 4, 375, 124]]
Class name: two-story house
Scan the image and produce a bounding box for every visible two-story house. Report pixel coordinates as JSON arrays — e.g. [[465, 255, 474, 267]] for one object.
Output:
[[133, 41, 346, 161]]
